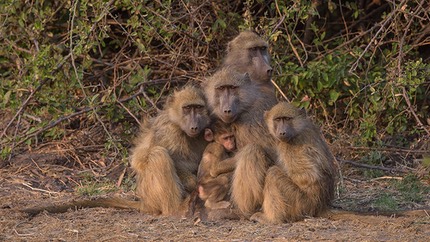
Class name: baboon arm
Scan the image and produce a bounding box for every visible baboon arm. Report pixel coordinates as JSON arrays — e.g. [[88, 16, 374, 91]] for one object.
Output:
[[210, 157, 236, 177], [20, 197, 141, 216], [176, 165, 197, 193]]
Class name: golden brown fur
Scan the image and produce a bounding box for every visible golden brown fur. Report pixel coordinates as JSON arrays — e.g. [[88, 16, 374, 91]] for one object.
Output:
[[250, 102, 337, 224], [130, 85, 210, 216], [197, 121, 236, 209], [203, 67, 277, 217], [223, 31, 277, 106]]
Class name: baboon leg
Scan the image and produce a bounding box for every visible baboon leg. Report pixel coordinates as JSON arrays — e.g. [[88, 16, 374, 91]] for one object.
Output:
[[135, 146, 183, 215], [231, 144, 270, 217], [205, 200, 231, 209], [252, 166, 306, 223]]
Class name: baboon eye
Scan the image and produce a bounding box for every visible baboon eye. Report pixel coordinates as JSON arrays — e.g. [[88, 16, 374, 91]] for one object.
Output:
[[195, 105, 204, 110], [217, 86, 225, 91], [230, 86, 238, 90], [260, 46, 267, 51]]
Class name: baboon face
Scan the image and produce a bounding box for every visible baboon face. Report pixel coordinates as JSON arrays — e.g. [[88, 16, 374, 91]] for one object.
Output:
[[167, 86, 210, 137], [227, 31, 272, 83], [265, 102, 307, 142], [204, 68, 254, 124], [217, 132, 236, 152], [214, 84, 241, 123], [180, 104, 208, 137]]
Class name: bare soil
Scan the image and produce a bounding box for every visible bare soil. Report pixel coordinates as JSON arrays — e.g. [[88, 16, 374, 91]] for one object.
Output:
[[1, 152, 430, 242]]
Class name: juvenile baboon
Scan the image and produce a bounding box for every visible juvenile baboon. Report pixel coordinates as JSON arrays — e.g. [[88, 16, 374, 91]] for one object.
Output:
[[20, 86, 211, 217], [130, 85, 211, 216], [203, 67, 277, 217], [222, 31, 277, 106], [250, 102, 337, 224], [197, 120, 237, 209]]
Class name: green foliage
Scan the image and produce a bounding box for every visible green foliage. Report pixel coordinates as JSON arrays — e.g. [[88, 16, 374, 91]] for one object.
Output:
[[395, 175, 429, 203], [1, 0, 429, 172], [372, 193, 399, 211]]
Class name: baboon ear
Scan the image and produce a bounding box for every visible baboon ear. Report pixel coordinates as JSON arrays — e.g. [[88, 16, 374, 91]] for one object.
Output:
[[298, 107, 307, 117], [165, 94, 175, 107], [227, 41, 233, 53], [204, 128, 214, 142], [243, 72, 251, 82]]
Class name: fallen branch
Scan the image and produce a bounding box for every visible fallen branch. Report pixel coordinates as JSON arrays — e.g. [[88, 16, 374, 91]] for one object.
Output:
[[338, 158, 409, 173]]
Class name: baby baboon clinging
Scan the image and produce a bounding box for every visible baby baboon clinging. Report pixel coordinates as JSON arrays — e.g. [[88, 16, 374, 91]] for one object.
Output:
[[204, 67, 277, 217], [197, 120, 237, 209], [250, 102, 337, 224], [130, 85, 211, 216]]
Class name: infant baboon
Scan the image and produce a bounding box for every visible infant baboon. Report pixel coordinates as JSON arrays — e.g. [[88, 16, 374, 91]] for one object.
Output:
[[130, 85, 211, 216], [197, 120, 237, 209], [250, 102, 337, 224]]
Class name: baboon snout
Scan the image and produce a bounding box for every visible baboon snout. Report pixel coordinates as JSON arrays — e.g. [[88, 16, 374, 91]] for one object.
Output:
[[223, 109, 232, 114]]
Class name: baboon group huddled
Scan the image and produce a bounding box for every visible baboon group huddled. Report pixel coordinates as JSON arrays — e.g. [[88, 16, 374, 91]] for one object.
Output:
[[22, 31, 338, 224], [129, 31, 337, 223]]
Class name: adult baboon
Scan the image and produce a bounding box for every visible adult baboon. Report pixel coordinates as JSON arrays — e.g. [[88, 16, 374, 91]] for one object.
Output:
[[222, 30, 277, 105], [250, 102, 337, 224], [203, 67, 277, 217], [197, 120, 237, 209], [130, 85, 211, 216], [21, 86, 210, 217], [223, 31, 272, 87]]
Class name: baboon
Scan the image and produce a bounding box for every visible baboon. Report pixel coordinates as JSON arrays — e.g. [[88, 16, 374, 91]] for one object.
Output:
[[130, 85, 211, 216], [223, 31, 273, 87], [197, 120, 237, 209], [203, 67, 277, 217], [21, 86, 211, 217], [222, 30, 277, 105], [250, 102, 337, 224]]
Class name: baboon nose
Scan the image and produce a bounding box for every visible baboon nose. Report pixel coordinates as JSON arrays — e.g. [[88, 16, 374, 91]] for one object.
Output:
[[267, 68, 273, 76], [223, 109, 232, 114]]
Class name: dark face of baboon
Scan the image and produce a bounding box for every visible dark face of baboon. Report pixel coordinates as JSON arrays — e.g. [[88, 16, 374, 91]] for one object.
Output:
[[224, 31, 272, 83], [264, 102, 308, 142], [204, 68, 257, 124], [167, 86, 210, 137]]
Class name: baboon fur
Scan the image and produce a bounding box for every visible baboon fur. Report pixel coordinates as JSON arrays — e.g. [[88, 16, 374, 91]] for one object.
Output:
[[250, 102, 336, 223], [130, 86, 210, 216]]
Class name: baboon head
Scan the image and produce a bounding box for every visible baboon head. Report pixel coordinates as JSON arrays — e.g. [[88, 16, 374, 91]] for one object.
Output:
[[204, 68, 256, 124], [166, 86, 210, 137], [224, 31, 272, 83], [264, 102, 308, 142]]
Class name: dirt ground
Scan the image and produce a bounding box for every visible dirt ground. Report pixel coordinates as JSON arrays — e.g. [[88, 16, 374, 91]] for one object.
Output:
[[1, 153, 429, 241]]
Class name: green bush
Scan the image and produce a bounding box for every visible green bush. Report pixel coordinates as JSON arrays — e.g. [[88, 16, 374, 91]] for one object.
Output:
[[1, 0, 429, 167]]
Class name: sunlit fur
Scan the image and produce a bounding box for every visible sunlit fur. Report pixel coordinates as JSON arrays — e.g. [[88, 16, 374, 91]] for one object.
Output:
[[223, 31, 276, 105], [204, 66, 278, 217], [250, 102, 337, 224], [130, 86, 210, 216]]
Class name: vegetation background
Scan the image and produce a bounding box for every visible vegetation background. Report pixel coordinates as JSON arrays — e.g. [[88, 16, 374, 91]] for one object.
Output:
[[1, 0, 429, 205]]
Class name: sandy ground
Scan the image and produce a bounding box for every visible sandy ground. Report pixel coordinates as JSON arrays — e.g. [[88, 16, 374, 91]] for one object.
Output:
[[1, 157, 430, 242]]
